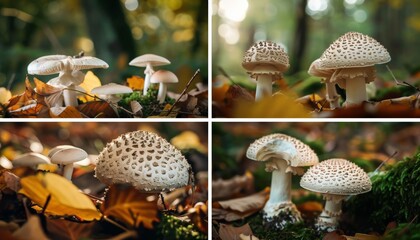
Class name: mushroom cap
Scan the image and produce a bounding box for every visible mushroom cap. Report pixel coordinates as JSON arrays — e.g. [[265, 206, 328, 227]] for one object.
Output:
[[94, 131, 191, 192], [150, 70, 179, 84], [246, 134, 319, 167], [129, 54, 171, 67], [242, 41, 290, 74], [318, 32, 391, 70], [91, 83, 133, 95], [308, 59, 335, 78], [300, 158, 372, 195], [13, 153, 51, 167], [48, 145, 88, 164], [28, 55, 109, 75]]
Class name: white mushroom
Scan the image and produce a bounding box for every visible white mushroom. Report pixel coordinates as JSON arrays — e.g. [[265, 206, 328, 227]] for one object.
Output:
[[242, 41, 290, 101], [48, 145, 88, 181], [246, 134, 319, 228], [95, 130, 191, 193], [300, 158, 372, 231], [150, 70, 179, 104], [317, 32, 390, 106], [27, 54, 109, 107], [91, 83, 133, 104], [129, 54, 171, 96], [12, 153, 51, 169], [308, 59, 340, 109]]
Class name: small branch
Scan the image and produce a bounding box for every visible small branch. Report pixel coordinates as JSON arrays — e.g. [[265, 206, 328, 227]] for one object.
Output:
[[160, 193, 167, 211], [109, 230, 138, 240], [374, 151, 398, 174], [166, 69, 200, 116], [103, 216, 130, 232], [387, 65, 420, 92], [218, 66, 238, 86], [41, 194, 52, 214]]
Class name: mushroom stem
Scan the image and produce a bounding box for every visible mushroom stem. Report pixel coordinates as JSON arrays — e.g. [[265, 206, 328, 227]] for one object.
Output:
[[143, 63, 155, 95], [63, 85, 78, 107], [255, 75, 272, 101], [317, 194, 345, 231], [157, 83, 167, 104], [325, 81, 340, 109], [344, 76, 367, 106], [62, 163, 74, 181]]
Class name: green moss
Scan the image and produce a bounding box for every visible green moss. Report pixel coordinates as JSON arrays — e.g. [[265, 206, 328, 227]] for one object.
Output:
[[119, 88, 175, 117], [158, 214, 207, 240], [344, 151, 420, 233], [383, 223, 420, 240]]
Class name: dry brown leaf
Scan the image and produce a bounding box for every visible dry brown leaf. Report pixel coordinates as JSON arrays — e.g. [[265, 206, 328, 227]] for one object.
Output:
[[213, 188, 269, 221], [297, 201, 323, 213], [46, 218, 94, 240], [0, 170, 21, 192], [323, 231, 346, 240], [49, 106, 83, 118], [12, 215, 48, 240], [127, 76, 145, 91], [33, 78, 62, 95], [77, 101, 117, 118], [212, 172, 254, 200], [219, 223, 253, 240], [102, 184, 159, 229], [239, 233, 260, 240], [224, 84, 254, 108]]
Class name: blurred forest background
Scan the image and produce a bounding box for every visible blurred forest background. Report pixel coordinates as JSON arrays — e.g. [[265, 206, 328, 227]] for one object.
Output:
[[213, 0, 420, 85], [0, 0, 208, 93]]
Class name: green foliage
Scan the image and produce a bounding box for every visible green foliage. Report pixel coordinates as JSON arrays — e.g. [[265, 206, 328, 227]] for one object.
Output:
[[372, 85, 417, 101], [344, 151, 420, 233], [158, 214, 207, 240], [383, 223, 420, 240]]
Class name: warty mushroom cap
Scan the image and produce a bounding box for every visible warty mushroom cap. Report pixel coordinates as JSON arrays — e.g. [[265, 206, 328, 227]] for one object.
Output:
[[300, 158, 372, 195], [95, 131, 191, 193], [150, 70, 179, 84], [246, 134, 319, 167], [242, 41, 290, 74], [27, 55, 109, 75], [48, 145, 88, 165], [91, 83, 133, 95], [317, 32, 391, 70], [12, 153, 51, 167], [129, 54, 171, 67]]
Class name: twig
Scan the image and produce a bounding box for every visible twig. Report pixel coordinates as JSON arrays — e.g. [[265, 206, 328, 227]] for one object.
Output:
[[7, 73, 15, 90], [103, 216, 130, 232], [166, 69, 200, 116], [160, 193, 167, 211], [386, 65, 420, 91], [109, 230, 138, 240], [41, 194, 52, 214], [218, 66, 238, 86], [398, 215, 418, 237], [374, 151, 398, 174]]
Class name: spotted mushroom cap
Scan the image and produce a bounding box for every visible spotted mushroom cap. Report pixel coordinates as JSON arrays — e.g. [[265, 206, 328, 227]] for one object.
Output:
[[308, 59, 335, 79], [300, 158, 372, 195], [246, 134, 319, 167], [242, 41, 290, 78], [318, 32, 391, 70], [95, 131, 191, 192]]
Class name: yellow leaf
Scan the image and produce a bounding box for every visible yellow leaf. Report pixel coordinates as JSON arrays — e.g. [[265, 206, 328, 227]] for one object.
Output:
[[127, 76, 145, 91], [170, 131, 206, 153], [49, 106, 83, 118], [19, 172, 102, 221], [79, 71, 102, 102], [0, 87, 12, 104]]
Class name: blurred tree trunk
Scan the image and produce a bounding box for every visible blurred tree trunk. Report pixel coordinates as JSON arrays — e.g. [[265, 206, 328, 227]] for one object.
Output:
[[290, 0, 308, 75], [191, 0, 207, 54]]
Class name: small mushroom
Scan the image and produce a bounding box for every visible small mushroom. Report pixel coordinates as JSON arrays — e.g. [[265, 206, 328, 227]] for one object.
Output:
[[150, 70, 179, 104], [246, 134, 319, 228], [95, 130, 191, 194], [27, 54, 109, 107], [317, 32, 390, 106], [308, 59, 340, 109], [48, 145, 88, 181], [242, 41, 290, 101], [300, 158, 372, 231], [129, 54, 171, 95], [91, 83, 133, 104], [12, 153, 51, 169]]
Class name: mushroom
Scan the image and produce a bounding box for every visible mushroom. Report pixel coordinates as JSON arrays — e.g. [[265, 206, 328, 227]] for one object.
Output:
[[12, 153, 51, 169], [27, 54, 109, 107], [246, 134, 319, 228], [300, 158, 372, 231], [48, 145, 88, 181], [308, 59, 340, 109], [129, 54, 171, 95], [242, 41, 290, 101], [150, 70, 179, 104], [317, 32, 390, 106], [95, 131, 191, 194]]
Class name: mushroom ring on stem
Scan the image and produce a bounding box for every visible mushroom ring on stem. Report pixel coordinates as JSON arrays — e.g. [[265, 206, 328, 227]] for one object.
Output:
[[48, 145, 88, 181], [27, 54, 109, 107], [317, 32, 390, 106], [150, 70, 179, 104], [246, 133, 319, 228], [300, 158, 372, 232], [242, 41, 290, 101], [129, 54, 171, 96]]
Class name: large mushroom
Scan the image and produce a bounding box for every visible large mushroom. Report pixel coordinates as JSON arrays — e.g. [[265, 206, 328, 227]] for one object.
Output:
[[246, 134, 319, 228], [308, 59, 340, 109], [129, 54, 171, 96], [150, 70, 179, 104], [317, 32, 390, 106], [242, 41, 290, 101], [27, 54, 109, 107], [95, 131, 191, 195], [300, 158, 372, 231], [48, 145, 88, 181]]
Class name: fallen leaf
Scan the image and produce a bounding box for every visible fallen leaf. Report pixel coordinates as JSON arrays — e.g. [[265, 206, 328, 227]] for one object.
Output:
[[19, 172, 102, 221], [127, 76, 145, 91], [77, 101, 117, 118], [0, 170, 21, 192], [323, 231, 346, 240], [212, 172, 254, 200], [219, 223, 253, 240], [49, 106, 83, 118], [102, 184, 159, 229], [33, 78, 62, 95], [12, 215, 48, 240], [79, 71, 102, 102], [46, 218, 94, 240], [0, 87, 12, 104], [297, 201, 323, 213], [224, 84, 254, 108], [170, 131, 207, 153], [130, 101, 143, 117], [213, 188, 269, 221], [240, 233, 260, 240]]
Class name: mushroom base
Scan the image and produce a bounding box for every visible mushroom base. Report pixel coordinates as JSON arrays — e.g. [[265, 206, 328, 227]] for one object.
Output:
[[262, 202, 302, 229]]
